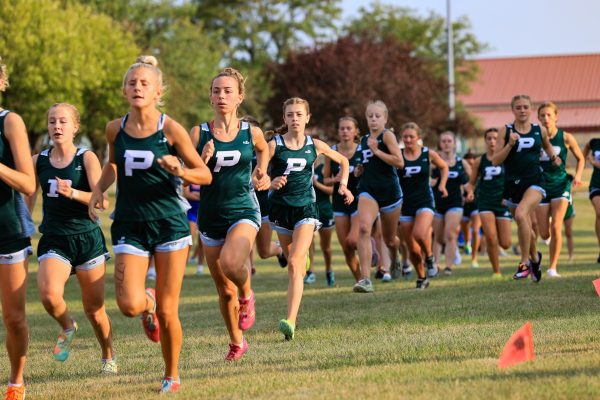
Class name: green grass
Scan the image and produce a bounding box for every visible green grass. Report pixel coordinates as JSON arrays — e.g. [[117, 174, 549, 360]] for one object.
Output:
[[12, 190, 600, 399]]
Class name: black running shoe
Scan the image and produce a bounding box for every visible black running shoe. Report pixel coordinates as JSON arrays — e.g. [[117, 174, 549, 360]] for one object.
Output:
[[277, 252, 288, 268], [416, 278, 430, 290], [375, 269, 385, 279], [513, 262, 531, 279], [425, 256, 438, 277], [597, 253, 600, 263], [530, 251, 542, 283]]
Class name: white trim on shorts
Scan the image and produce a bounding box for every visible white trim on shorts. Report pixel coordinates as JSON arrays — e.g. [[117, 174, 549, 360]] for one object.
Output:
[[505, 185, 546, 209], [113, 244, 150, 257], [358, 192, 403, 214], [155, 235, 193, 252], [434, 207, 463, 219], [200, 220, 260, 247], [334, 210, 359, 218], [461, 210, 479, 221], [478, 210, 512, 221], [113, 235, 192, 256], [399, 207, 435, 223], [271, 218, 322, 236], [0, 246, 33, 265], [38, 252, 109, 272]]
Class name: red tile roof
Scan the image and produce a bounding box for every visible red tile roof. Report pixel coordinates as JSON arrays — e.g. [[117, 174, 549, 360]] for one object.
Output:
[[461, 53, 600, 130], [471, 106, 600, 132]]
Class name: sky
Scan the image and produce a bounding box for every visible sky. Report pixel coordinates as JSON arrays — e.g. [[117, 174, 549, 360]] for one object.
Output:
[[340, 0, 599, 58]]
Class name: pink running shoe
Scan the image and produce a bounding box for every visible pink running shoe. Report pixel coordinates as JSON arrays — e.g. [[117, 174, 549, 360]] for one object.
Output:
[[141, 288, 160, 343], [238, 291, 256, 331], [225, 337, 248, 361]]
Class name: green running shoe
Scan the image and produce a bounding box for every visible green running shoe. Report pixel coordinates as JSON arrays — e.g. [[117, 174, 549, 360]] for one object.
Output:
[[278, 319, 295, 341], [53, 321, 78, 362]]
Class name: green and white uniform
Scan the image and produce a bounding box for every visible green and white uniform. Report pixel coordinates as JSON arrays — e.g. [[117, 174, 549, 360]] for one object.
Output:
[[564, 202, 575, 220], [330, 143, 361, 217], [432, 155, 467, 218], [269, 134, 320, 235], [502, 123, 546, 207], [36, 148, 108, 273], [539, 129, 571, 204], [462, 198, 478, 221], [398, 146, 435, 222], [111, 113, 191, 256], [314, 163, 334, 229], [0, 110, 34, 262], [252, 148, 271, 223], [477, 154, 511, 219], [196, 121, 260, 246], [357, 131, 402, 212], [588, 138, 600, 199]]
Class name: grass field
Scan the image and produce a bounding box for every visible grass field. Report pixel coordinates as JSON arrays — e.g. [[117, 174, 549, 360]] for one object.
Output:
[[7, 189, 600, 399]]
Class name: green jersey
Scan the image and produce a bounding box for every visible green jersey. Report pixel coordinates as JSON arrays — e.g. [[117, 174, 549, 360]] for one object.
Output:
[[539, 129, 568, 195], [432, 155, 467, 209], [37, 148, 98, 235], [399, 147, 434, 206], [477, 153, 505, 210], [330, 143, 361, 212], [0, 110, 34, 241], [589, 138, 600, 189], [269, 134, 317, 207], [113, 113, 184, 221], [356, 131, 402, 202], [196, 121, 257, 221], [313, 163, 330, 205], [504, 123, 543, 181]]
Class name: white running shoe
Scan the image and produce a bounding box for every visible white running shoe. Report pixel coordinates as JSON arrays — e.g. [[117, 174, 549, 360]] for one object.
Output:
[[454, 248, 462, 265], [547, 269, 561, 278], [381, 272, 392, 282]]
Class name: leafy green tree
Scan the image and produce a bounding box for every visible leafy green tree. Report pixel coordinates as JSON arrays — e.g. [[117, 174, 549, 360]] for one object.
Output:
[[0, 0, 138, 157], [194, 0, 342, 64], [80, 0, 224, 131], [156, 20, 224, 129], [193, 0, 342, 119], [346, 1, 488, 95], [266, 35, 476, 143]]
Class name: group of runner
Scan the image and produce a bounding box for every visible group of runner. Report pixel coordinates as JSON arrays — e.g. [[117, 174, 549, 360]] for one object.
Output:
[[1, 55, 599, 398]]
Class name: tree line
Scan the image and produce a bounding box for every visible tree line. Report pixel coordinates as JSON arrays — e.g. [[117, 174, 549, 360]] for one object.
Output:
[[0, 0, 486, 158]]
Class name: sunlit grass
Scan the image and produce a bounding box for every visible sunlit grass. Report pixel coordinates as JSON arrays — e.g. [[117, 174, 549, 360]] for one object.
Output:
[[8, 188, 600, 399]]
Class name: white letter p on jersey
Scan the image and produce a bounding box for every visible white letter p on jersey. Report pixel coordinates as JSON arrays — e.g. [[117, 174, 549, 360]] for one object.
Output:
[[284, 158, 307, 175], [403, 166, 421, 177], [516, 137, 535, 152], [124, 150, 154, 176], [213, 150, 241, 172]]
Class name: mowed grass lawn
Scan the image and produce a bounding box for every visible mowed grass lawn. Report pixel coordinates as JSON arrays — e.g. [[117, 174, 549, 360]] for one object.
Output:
[[8, 189, 600, 399]]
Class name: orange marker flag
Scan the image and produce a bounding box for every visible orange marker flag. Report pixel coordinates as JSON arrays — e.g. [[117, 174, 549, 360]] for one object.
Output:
[[498, 322, 534, 369], [593, 278, 600, 297]]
